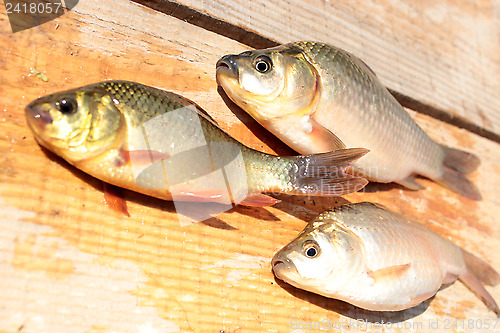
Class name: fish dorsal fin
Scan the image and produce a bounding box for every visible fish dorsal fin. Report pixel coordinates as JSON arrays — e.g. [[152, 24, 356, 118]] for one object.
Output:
[[367, 263, 411, 284], [358, 58, 378, 78], [309, 117, 346, 150]]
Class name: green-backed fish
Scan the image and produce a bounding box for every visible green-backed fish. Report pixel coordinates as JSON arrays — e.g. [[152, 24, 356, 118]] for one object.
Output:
[[272, 202, 500, 314], [25, 80, 368, 208], [216, 42, 481, 200]]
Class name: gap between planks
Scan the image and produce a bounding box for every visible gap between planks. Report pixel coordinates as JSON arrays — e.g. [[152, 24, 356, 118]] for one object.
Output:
[[129, 0, 500, 144]]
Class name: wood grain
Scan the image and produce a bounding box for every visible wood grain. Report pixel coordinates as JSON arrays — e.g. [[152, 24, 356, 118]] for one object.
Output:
[[142, 0, 500, 141], [0, 0, 499, 332]]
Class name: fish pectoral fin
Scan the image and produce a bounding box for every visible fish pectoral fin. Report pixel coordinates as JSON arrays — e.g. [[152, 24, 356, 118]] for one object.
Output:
[[102, 182, 130, 217], [367, 263, 411, 285], [119, 149, 171, 167], [395, 175, 425, 190], [309, 117, 346, 150], [240, 194, 281, 207]]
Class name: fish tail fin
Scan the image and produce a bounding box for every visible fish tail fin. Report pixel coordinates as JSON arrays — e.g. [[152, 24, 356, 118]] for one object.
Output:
[[462, 249, 500, 286], [432, 145, 481, 200], [287, 148, 369, 196], [459, 249, 500, 316], [442, 145, 480, 174], [460, 271, 500, 316], [434, 166, 481, 200]]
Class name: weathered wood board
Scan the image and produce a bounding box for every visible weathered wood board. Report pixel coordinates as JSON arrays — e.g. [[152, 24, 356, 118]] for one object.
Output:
[[0, 0, 499, 332]]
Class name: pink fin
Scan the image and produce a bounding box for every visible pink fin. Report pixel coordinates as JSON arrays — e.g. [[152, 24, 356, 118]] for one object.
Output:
[[118, 150, 171, 167], [460, 271, 500, 316], [309, 117, 346, 150], [170, 188, 225, 202], [368, 264, 411, 284], [240, 194, 281, 207], [103, 182, 130, 217]]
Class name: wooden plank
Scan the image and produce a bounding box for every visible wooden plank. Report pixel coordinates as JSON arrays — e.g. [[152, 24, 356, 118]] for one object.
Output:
[[134, 0, 500, 142], [0, 1, 499, 332]]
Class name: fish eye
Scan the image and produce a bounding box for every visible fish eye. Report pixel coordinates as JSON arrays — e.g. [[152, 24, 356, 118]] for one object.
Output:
[[254, 55, 273, 73], [302, 240, 320, 258], [55, 97, 78, 114]]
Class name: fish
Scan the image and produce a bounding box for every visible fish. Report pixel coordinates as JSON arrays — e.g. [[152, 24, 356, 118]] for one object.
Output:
[[216, 42, 481, 200], [25, 80, 369, 209], [271, 202, 500, 314]]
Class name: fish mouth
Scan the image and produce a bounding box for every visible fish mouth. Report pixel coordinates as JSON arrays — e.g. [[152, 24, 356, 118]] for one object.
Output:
[[273, 260, 284, 267], [216, 55, 239, 81], [25, 101, 53, 133], [272, 258, 293, 271], [271, 257, 300, 282]]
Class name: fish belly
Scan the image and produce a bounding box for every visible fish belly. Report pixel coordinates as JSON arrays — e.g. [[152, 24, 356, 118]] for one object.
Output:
[[298, 42, 445, 184], [337, 208, 465, 310], [313, 91, 444, 184]]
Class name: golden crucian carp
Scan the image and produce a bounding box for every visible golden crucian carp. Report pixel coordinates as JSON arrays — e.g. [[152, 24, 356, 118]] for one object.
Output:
[[25, 80, 369, 211], [272, 202, 499, 315], [216, 42, 481, 200]]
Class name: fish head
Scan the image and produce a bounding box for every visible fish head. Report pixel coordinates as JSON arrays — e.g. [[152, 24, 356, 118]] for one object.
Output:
[[271, 217, 364, 296], [25, 85, 124, 163], [216, 46, 320, 122]]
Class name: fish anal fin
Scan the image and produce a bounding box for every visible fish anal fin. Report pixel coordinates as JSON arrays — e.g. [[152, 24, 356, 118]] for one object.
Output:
[[460, 271, 500, 316], [103, 182, 130, 217], [240, 194, 281, 207], [396, 175, 425, 190], [367, 263, 411, 284]]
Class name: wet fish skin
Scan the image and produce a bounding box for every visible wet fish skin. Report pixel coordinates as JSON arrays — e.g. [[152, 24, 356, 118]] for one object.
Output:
[[25, 80, 368, 206], [216, 42, 481, 199], [272, 202, 500, 314]]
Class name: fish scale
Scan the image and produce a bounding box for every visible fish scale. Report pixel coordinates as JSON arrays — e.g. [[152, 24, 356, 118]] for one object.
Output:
[[293, 41, 443, 182], [25, 80, 369, 208], [216, 41, 480, 198], [329, 205, 460, 306], [271, 202, 499, 313]]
